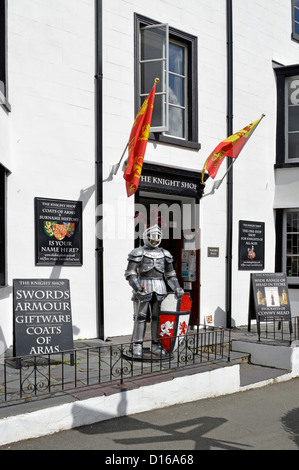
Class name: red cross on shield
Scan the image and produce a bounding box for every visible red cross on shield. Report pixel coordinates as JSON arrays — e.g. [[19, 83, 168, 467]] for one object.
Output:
[[158, 293, 192, 353]]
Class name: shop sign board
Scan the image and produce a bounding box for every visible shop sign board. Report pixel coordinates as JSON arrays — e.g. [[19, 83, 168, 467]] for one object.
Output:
[[35, 197, 82, 266], [207, 247, 219, 258], [239, 220, 265, 270], [248, 273, 292, 338], [13, 279, 74, 357]]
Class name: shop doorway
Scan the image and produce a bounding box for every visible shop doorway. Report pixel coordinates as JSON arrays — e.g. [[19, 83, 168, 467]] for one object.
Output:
[[136, 195, 200, 325]]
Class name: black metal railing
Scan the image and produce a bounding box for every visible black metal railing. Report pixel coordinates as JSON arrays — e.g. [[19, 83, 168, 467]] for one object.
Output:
[[249, 317, 299, 343], [0, 327, 231, 406]]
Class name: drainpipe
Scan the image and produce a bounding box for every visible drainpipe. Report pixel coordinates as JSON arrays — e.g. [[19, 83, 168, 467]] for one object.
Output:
[[226, 0, 233, 329], [95, 0, 104, 339]]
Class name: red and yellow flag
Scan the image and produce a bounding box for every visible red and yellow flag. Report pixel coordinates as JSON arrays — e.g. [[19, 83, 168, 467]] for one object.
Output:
[[124, 80, 158, 197], [202, 116, 264, 183]]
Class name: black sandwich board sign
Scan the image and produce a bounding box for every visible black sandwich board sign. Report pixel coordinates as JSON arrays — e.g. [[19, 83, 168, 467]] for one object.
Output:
[[248, 272, 292, 340], [13, 279, 74, 360]]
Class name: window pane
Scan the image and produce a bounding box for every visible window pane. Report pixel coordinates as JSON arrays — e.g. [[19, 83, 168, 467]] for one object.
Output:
[[141, 25, 167, 61], [169, 74, 184, 106], [169, 43, 184, 75], [166, 106, 184, 138], [295, 21, 299, 35], [295, 9, 299, 22], [140, 61, 165, 95], [287, 256, 299, 277], [288, 106, 299, 132], [294, 0, 299, 8], [287, 212, 294, 231], [287, 78, 299, 105], [150, 94, 166, 129], [288, 133, 299, 159]]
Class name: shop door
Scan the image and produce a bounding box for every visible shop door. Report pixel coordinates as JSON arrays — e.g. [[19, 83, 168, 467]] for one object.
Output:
[[136, 196, 200, 326]]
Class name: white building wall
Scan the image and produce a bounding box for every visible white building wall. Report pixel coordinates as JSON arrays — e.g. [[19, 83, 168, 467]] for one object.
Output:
[[231, 0, 299, 325], [200, 0, 299, 327], [1, 0, 97, 349], [1, 0, 298, 348], [101, 0, 228, 336]]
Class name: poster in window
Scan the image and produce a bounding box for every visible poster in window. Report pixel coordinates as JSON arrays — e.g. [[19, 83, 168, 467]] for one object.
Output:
[[238, 220, 265, 271], [35, 198, 82, 266]]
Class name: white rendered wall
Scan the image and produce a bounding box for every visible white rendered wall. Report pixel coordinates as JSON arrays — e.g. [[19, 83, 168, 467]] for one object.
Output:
[[1, 0, 298, 349], [1, 0, 97, 349], [231, 0, 299, 326], [102, 0, 227, 336], [200, 1, 299, 327]]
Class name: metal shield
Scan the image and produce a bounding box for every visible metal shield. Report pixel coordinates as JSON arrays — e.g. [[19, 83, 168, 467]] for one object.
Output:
[[158, 293, 192, 353]]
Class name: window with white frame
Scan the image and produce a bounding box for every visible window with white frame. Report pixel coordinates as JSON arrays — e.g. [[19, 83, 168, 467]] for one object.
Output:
[[135, 14, 200, 149], [285, 76, 299, 162], [293, 0, 299, 42], [284, 209, 299, 281], [275, 65, 299, 166]]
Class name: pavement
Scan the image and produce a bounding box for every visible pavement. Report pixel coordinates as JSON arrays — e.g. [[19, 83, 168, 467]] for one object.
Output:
[[0, 325, 295, 446]]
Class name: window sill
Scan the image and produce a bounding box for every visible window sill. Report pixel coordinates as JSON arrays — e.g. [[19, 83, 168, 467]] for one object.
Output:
[[275, 162, 299, 169], [149, 133, 201, 151]]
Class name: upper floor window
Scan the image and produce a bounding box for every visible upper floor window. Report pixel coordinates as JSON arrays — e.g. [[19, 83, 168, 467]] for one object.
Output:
[[293, 0, 299, 42], [135, 14, 200, 150], [286, 76, 299, 162], [275, 64, 299, 166]]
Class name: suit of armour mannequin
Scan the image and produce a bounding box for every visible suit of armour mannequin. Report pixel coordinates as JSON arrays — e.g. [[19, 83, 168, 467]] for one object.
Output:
[[125, 225, 184, 356]]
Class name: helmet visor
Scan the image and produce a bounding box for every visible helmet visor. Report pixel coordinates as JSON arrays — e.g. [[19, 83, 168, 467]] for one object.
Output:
[[148, 232, 160, 246]]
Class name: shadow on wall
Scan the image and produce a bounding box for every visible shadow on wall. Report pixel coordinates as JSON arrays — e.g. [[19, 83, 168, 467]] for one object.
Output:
[[49, 184, 95, 282], [0, 287, 12, 355], [0, 325, 7, 357], [213, 307, 227, 328]]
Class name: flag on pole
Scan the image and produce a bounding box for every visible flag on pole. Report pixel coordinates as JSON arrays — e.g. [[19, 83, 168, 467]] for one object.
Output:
[[201, 115, 264, 184], [123, 79, 158, 197]]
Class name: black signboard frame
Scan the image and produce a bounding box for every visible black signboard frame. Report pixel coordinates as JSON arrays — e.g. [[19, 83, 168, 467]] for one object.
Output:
[[35, 197, 83, 266], [239, 220, 265, 271], [138, 162, 205, 198], [248, 272, 292, 340], [13, 279, 74, 364]]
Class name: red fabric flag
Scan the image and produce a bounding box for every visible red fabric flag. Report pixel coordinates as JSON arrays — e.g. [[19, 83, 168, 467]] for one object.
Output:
[[123, 81, 157, 197], [202, 116, 264, 183]]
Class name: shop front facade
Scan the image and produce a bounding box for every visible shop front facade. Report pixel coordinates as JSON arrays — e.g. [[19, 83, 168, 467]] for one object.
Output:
[[1, 0, 299, 354]]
